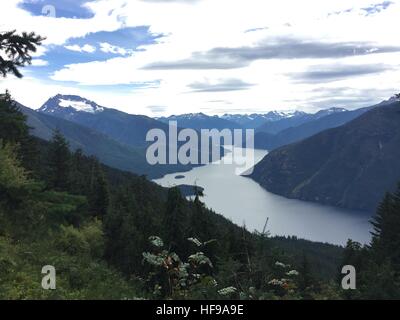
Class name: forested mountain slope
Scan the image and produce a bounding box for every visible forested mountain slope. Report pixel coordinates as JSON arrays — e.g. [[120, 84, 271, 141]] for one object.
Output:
[[20, 103, 198, 179], [250, 101, 400, 211]]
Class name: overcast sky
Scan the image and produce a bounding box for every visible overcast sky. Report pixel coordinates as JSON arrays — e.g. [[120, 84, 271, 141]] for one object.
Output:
[[1, 0, 399, 116]]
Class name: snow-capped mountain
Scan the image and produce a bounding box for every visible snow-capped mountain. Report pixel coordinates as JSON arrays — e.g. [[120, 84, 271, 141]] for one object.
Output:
[[312, 107, 347, 120], [38, 94, 169, 148], [158, 112, 212, 121], [221, 112, 290, 123], [157, 113, 242, 130], [144, 108, 351, 131], [220, 111, 308, 129], [386, 93, 400, 103], [39, 94, 105, 115], [265, 110, 308, 120], [367, 94, 400, 107]]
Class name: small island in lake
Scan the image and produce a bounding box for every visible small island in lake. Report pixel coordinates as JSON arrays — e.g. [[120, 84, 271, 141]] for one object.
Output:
[[175, 184, 204, 197]]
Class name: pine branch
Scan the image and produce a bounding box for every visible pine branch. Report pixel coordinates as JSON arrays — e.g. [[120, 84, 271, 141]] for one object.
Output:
[[0, 30, 46, 78]]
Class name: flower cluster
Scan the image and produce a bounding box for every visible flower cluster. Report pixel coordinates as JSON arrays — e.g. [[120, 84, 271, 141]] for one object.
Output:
[[275, 261, 288, 268], [218, 286, 237, 296]]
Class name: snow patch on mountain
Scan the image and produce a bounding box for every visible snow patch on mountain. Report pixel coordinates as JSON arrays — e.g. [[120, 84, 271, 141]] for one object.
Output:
[[388, 94, 400, 102], [221, 111, 307, 124], [58, 99, 103, 113], [39, 94, 105, 114]]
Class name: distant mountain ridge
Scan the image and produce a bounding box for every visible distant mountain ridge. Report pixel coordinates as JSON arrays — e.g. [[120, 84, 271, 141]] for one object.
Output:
[[221, 111, 307, 129], [39, 94, 169, 148], [253, 106, 371, 150], [21, 100, 201, 179], [255, 107, 348, 135], [157, 112, 242, 131], [250, 99, 400, 211], [20, 103, 152, 174], [156, 108, 349, 133], [37, 94, 372, 156], [38, 95, 227, 166]]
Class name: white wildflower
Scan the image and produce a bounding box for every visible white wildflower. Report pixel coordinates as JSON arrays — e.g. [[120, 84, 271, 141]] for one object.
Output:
[[142, 252, 164, 267], [286, 270, 299, 276], [188, 237, 203, 247], [188, 252, 213, 268], [275, 261, 287, 268], [268, 279, 284, 286], [149, 236, 164, 248], [218, 286, 237, 296]]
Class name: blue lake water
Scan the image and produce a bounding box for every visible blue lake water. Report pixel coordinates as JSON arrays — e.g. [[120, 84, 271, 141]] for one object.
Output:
[[154, 148, 372, 245]]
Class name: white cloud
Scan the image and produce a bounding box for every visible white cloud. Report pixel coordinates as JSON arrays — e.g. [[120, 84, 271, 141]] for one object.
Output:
[[99, 42, 130, 56], [31, 59, 49, 66], [1, 0, 400, 115], [65, 44, 97, 53]]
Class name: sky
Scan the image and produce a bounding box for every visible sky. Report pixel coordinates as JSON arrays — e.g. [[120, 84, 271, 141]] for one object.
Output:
[[0, 0, 399, 116]]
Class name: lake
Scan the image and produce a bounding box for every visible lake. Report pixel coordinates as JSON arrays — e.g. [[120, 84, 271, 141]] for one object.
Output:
[[154, 147, 372, 245]]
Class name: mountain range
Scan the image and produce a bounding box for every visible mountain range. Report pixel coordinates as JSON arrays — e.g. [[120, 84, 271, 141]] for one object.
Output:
[[19, 93, 394, 198], [157, 108, 348, 133], [155, 107, 363, 151], [157, 113, 242, 131], [39, 94, 170, 148], [219, 111, 307, 129], [253, 106, 371, 150], [256, 108, 347, 134], [20, 96, 202, 179], [21, 104, 176, 179], [32, 95, 362, 159], [250, 99, 400, 211]]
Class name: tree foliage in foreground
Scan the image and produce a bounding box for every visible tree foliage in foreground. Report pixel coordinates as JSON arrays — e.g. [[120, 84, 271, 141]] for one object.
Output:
[[0, 30, 45, 78], [0, 91, 347, 299], [341, 185, 400, 299]]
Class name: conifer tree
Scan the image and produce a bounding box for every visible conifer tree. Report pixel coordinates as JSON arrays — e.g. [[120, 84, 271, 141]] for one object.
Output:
[[190, 187, 211, 240], [370, 185, 400, 268], [88, 161, 109, 219], [339, 186, 400, 299], [164, 187, 187, 257], [69, 149, 87, 194], [0, 91, 38, 173], [104, 189, 143, 274], [298, 252, 314, 292], [0, 30, 45, 78], [0, 91, 29, 143], [47, 130, 71, 191]]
